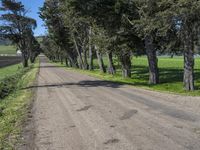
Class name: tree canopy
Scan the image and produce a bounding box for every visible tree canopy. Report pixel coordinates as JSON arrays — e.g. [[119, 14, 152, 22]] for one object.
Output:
[[0, 0, 41, 67], [40, 0, 200, 91]]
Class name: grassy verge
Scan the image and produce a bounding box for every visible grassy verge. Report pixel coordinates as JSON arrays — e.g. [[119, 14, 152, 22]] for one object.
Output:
[[52, 56, 200, 96], [0, 64, 22, 81], [0, 61, 39, 149]]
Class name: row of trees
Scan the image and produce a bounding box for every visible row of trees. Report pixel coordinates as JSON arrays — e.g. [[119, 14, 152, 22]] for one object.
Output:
[[0, 0, 41, 67], [40, 0, 200, 91]]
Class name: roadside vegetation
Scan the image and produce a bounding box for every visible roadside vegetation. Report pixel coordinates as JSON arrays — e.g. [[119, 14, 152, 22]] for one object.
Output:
[[0, 0, 41, 149], [0, 64, 22, 80], [0, 61, 39, 149], [0, 64, 31, 99], [40, 0, 200, 93], [53, 56, 200, 96]]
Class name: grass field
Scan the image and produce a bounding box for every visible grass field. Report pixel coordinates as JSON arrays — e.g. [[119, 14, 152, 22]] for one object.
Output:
[[0, 45, 16, 55], [54, 56, 200, 96], [0, 61, 39, 149], [0, 64, 22, 80]]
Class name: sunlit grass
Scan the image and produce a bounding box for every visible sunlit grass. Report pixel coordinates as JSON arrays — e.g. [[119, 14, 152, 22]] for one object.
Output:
[[53, 56, 200, 96], [0, 64, 22, 80], [0, 60, 39, 149]]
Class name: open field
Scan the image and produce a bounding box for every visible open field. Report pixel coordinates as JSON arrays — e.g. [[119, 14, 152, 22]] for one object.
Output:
[[54, 56, 200, 96], [0, 45, 16, 55], [0, 56, 22, 68]]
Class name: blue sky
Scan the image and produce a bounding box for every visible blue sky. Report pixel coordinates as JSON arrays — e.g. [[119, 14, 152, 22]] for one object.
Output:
[[20, 0, 46, 36], [0, 0, 46, 36]]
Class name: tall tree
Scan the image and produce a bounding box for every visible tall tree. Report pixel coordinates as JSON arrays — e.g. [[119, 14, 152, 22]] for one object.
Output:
[[157, 0, 200, 90], [40, 0, 79, 68], [69, 0, 140, 77], [133, 0, 163, 84], [0, 0, 37, 67], [174, 0, 200, 91]]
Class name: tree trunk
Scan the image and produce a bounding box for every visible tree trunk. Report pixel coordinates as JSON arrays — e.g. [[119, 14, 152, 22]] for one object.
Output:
[[88, 26, 93, 71], [120, 52, 131, 78], [68, 58, 73, 67], [30, 54, 35, 64], [73, 35, 84, 69], [60, 56, 63, 64], [89, 46, 93, 71], [183, 32, 195, 91], [22, 52, 29, 67], [95, 46, 106, 73], [77, 57, 83, 69], [67, 54, 78, 68], [65, 57, 69, 67], [107, 52, 115, 74], [83, 47, 89, 70], [145, 35, 159, 84], [30, 51, 35, 63]]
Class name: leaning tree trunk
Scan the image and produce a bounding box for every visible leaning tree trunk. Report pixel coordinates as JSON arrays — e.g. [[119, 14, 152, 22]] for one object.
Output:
[[88, 26, 93, 71], [22, 51, 29, 67], [145, 35, 159, 84], [67, 54, 78, 68], [107, 51, 115, 75], [95, 46, 106, 73], [89, 45, 93, 71], [30, 56, 35, 64], [68, 58, 73, 67], [183, 32, 195, 91], [73, 35, 84, 69], [65, 57, 69, 67], [30, 53, 35, 63], [30, 51, 35, 63], [83, 47, 89, 70], [120, 52, 132, 78], [60, 56, 63, 64]]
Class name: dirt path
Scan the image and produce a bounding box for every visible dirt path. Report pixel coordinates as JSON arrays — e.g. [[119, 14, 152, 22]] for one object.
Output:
[[23, 57, 200, 150]]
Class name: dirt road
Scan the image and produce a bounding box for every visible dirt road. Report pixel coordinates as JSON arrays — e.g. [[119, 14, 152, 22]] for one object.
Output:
[[24, 57, 200, 150]]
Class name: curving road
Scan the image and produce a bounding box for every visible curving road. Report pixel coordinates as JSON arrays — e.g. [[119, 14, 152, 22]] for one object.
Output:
[[23, 57, 200, 150]]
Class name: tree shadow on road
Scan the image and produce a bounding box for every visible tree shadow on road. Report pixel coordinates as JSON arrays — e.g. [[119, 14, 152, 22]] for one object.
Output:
[[34, 65, 66, 69], [21, 80, 135, 90]]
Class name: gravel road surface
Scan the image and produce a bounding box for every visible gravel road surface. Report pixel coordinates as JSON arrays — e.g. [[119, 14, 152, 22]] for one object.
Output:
[[22, 57, 200, 150]]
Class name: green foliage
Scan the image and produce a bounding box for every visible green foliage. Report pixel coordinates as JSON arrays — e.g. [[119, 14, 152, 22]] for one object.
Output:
[[0, 0, 38, 67], [40, 0, 200, 90], [0, 64, 21, 80]]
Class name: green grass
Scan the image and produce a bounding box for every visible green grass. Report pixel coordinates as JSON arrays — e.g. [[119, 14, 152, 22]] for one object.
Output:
[[53, 56, 200, 96], [0, 64, 22, 80], [0, 45, 16, 55], [0, 61, 39, 149]]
